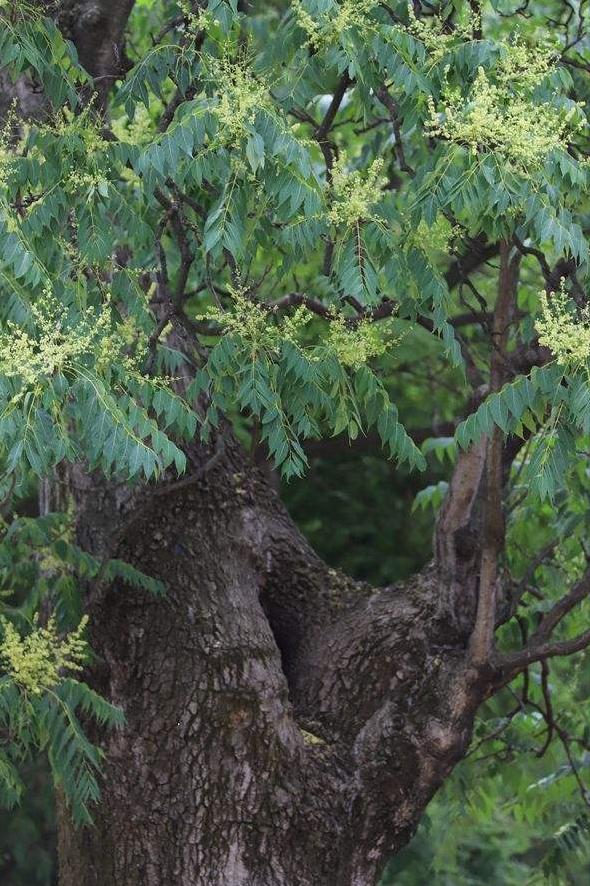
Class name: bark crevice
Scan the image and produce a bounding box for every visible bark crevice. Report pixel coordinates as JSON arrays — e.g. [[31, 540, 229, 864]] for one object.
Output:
[[57, 430, 493, 886]]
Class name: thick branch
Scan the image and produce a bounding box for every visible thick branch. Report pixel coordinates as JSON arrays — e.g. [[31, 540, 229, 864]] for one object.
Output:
[[269, 292, 335, 319], [468, 242, 519, 665]]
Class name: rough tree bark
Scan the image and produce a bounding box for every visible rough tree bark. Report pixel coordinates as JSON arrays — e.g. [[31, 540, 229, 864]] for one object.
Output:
[[56, 428, 492, 886], [3, 4, 557, 885]]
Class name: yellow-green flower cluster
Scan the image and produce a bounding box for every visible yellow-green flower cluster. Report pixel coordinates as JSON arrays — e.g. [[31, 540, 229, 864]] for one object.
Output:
[[43, 104, 107, 153], [0, 146, 12, 196], [204, 286, 397, 369], [328, 155, 385, 228], [535, 282, 590, 366], [0, 105, 22, 194], [0, 0, 37, 20], [0, 290, 146, 387], [404, 2, 477, 64], [111, 104, 156, 146], [207, 56, 270, 145], [204, 286, 311, 355], [64, 169, 109, 199], [406, 215, 461, 258], [292, 0, 379, 50], [325, 313, 395, 369], [426, 41, 585, 170], [496, 38, 556, 93], [0, 615, 89, 695], [178, 0, 213, 36]]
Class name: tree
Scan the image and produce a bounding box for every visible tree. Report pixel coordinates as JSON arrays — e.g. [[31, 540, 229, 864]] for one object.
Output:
[[1, 0, 590, 884]]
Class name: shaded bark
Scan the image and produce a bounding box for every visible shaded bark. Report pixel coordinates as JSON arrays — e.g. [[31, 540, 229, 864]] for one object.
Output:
[[56, 0, 134, 106], [57, 433, 490, 886]]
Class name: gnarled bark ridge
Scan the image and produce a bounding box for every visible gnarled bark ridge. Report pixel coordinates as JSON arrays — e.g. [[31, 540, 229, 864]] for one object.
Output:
[[59, 434, 489, 886]]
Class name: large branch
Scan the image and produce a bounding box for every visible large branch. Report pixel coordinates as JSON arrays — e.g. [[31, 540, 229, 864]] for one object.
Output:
[[433, 439, 488, 636], [468, 242, 519, 664]]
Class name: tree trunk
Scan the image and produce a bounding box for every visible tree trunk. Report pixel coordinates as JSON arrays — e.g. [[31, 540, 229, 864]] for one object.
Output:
[[54, 433, 491, 886]]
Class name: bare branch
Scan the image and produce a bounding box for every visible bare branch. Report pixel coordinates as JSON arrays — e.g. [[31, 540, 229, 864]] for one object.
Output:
[[529, 566, 590, 645], [499, 630, 590, 673]]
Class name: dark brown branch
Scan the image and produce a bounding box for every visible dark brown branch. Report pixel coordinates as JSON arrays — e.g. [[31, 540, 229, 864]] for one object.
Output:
[[514, 235, 587, 304], [469, 242, 519, 665], [499, 629, 590, 673], [529, 566, 590, 646], [376, 86, 414, 175], [313, 74, 351, 276], [153, 14, 185, 45], [513, 234, 552, 281], [445, 238, 499, 290], [315, 74, 351, 146], [536, 660, 554, 757], [505, 540, 556, 616], [154, 186, 194, 301], [148, 437, 225, 497], [269, 292, 335, 320]]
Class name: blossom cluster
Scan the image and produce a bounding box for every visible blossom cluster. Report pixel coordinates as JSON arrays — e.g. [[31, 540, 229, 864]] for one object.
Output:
[[326, 313, 396, 369], [207, 56, 270, 145], [0, 289, 146, 388], [328, 155, 385, 228], [404, 2, 478, 64], [292, 0, 379, 50], [426, 41, 585, 170], [535, 282, 590, 367], [0, 615, 89, 695]]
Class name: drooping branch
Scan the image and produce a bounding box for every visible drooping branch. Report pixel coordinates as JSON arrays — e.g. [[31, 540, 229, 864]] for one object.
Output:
[[445, 236, 500, 289], [513, 234, 587, 305]]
